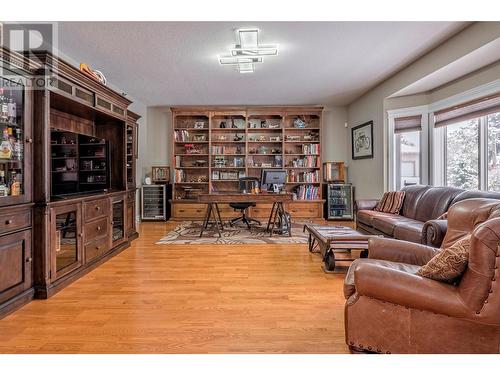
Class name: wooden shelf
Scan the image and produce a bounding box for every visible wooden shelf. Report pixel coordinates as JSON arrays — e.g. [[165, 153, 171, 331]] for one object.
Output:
[[174, 153, 209, 156], [171, 106, 323, 217], [174, 182, 209, 184]]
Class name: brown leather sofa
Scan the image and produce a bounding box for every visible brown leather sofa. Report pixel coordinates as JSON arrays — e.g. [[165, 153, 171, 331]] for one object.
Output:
[[356, 185, 500, 247], [344, 198, 500, 353]]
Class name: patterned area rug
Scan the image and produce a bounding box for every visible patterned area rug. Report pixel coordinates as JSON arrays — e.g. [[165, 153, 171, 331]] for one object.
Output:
[[156, 221, 310, 244]]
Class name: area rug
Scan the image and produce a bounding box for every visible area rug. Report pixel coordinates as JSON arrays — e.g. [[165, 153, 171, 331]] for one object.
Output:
[[156, 221, 311, 244]]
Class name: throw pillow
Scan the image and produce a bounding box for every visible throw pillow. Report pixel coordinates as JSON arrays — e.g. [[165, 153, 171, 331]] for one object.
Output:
[[373, 191, 405, 214], [416, 235, 471, 283]]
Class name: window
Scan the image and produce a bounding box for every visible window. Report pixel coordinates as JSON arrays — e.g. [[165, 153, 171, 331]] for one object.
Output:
[[389, 90, 500, 192], [397, 131, 420, 188], [390, 113, 425, 190], [487, 111, 500, 191], [445, 119, 479, 189]]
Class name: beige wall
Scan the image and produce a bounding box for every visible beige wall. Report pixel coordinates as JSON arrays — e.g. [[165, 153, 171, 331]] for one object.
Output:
[[322, 106, 349, 163], [347, 22, 500, 199]]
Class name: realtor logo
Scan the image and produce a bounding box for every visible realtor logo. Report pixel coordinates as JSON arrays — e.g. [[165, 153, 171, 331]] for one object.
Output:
[[0, 22, 57, 85]]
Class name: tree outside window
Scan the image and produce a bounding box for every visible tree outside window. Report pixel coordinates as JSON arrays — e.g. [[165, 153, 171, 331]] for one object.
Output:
[[446, 119, 479, 189]]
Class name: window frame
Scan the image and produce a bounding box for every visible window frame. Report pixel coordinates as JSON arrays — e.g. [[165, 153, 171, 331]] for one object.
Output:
[[387, 106, 429, 191], [388, 79, 500, 191]]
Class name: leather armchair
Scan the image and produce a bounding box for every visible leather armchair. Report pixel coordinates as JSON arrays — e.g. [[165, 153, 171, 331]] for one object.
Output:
[[344, 198, 500, 353]]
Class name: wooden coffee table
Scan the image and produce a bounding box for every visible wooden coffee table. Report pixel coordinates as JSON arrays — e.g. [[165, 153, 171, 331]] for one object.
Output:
[[303, 224, 378, 272]]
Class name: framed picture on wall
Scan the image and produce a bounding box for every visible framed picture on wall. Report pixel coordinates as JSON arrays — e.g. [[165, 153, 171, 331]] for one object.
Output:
[[152, 166, 170, 183], [351, 121, 373, 160]]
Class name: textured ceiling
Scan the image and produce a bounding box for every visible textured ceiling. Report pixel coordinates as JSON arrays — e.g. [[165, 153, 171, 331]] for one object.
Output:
[[57, 21, 468, 106]]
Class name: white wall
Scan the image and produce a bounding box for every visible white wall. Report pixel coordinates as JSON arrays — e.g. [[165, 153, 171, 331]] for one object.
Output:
[[347, 22, 500, 199]]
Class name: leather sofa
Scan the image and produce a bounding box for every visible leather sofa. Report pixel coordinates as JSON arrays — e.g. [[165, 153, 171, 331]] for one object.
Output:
[[356, 185, 500, 247], [344, 198, 500, 353]]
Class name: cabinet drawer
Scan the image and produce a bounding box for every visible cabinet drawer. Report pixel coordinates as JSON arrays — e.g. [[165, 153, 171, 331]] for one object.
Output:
[[0, 207, 31, 235], [84, 235, 109, 264], [84, 217, 109, 244], [0, 229, 32, 305], [84, 198, 110, 222], [288, 203, 321, 218], [173, 203, 206, 218]]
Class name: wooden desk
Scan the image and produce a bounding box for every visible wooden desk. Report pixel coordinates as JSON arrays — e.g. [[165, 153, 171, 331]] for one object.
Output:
[[198, 193, 293, 237]]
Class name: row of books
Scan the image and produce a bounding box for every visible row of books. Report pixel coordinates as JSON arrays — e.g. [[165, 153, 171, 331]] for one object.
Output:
[[174, 169, 185, 182], [287, 155, 319, 168], [287, 170, 320, 183], [294, 184, 320, 200], [302, 143, 320, 155], [174, 129, 190, 142]]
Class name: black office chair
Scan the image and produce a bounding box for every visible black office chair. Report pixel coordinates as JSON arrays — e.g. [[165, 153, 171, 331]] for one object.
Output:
[[229, 177, 261, 229]]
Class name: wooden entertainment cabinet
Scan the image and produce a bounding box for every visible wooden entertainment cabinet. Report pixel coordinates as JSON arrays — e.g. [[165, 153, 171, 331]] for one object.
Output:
[[0, 48, 140, 317], [171, 106, 324, 220]]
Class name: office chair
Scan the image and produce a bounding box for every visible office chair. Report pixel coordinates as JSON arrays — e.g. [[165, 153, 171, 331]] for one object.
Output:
[[229, 177, 261, 229]]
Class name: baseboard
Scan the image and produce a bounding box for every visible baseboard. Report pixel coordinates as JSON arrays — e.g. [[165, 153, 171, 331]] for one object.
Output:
[[0, 288, 35, 320]]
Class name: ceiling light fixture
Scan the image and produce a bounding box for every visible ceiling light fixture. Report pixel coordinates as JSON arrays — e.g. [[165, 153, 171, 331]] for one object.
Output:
[[218, 28, 278, 73]]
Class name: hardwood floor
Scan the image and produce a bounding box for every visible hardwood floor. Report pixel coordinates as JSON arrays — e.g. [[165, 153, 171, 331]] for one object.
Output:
[[0, 221, 353, 354]]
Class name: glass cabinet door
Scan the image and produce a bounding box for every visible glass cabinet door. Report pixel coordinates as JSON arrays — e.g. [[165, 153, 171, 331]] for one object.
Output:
[[51, 204, 83, 280], [111, 199, 125, 244], [0, 74, 30, 206]]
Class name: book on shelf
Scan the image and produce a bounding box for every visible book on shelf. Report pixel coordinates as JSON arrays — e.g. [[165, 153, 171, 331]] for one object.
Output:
[[287, 170, 319, 183], [302, 143, 320, 155], [288, 155, 319, 168], [174, 129, 190, 142], [294, 184, 319, 200]]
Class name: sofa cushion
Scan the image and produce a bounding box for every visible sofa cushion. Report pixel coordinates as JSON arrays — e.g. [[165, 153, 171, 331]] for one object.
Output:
[[357, 210, 396, 227], [344, 258, 421, 299], [374, 191, 405, 214], [417, 235, 471, 283], [393, 220, 425, 243], [401, 185, 463, 222], [371, 214, 419, 236]]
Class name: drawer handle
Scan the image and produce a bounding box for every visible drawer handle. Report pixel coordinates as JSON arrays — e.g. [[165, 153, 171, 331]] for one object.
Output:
[[78, 233, 83, 238], [25, 138, 33, 144], [26, 257, 32, 263], [5, 219, 12, 225], [95, 206, 101, 211], [95, 246, 100, 250], [97, 226, 101, 231]]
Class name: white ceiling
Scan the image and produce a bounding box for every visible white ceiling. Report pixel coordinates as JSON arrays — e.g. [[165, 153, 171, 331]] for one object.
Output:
[[57, 22, 468, 106]]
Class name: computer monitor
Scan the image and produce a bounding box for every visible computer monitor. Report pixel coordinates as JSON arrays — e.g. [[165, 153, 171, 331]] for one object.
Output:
[[261, 169, 286, 192]]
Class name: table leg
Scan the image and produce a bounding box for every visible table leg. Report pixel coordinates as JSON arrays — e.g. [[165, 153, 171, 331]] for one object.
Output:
[[269, 203, 280, 237], [266, 202, 276, 232], [210, 203, 222, 238], [214, 203, 224, 229], [200, 203, 212, 237]]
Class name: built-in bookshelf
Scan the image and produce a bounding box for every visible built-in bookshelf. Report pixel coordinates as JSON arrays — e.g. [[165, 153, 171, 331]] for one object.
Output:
[[171, 107, 323, 219]]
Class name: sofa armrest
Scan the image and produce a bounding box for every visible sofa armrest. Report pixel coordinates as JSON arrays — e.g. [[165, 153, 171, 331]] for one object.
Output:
[[355, 199, 379, 211], [354, 262, 471, 318], [368, 237, 439, 266], [422, 219, 448, 248]]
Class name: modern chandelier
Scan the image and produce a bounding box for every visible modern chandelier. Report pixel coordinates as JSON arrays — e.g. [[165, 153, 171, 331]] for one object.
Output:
[[219, 29, 278, 73]]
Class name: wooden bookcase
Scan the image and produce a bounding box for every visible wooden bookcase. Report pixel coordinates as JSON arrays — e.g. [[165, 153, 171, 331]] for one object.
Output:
[[171, 106, 324, 220]]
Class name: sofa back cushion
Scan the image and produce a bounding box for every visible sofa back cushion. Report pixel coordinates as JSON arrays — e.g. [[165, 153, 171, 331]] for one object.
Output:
[[400, 185, 462, 222], [450, 189, 500, 206]]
